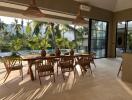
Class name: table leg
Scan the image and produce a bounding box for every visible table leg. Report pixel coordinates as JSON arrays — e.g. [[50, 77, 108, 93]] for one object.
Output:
[[27, 69, 30, 74], [28, 60, 34, 81]]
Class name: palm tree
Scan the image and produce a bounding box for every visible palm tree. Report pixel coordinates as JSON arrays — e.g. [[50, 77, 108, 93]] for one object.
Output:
[[25, 20, 32, 36], [64, 24, 83, 50], [32, 21, 48, 36], [50, 23, 57, 49], [0, 18, 7, 36], [21, 19, 24, 34], [32, 21, 61, 49], [11, 19, 22, 38], [0, 18, 7, 32], [10, 38, 23, 51], [127, 32, 132, 52]]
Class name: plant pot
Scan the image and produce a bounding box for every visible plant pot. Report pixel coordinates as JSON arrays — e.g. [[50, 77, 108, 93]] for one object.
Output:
[[55, 48, 61, 56], [41, 49, 46, 57], [70, 49, 74, 56], [11, 51, 20, 57]]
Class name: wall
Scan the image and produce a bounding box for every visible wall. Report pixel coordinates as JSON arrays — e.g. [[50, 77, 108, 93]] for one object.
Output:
[[122, 53, 132, 83]]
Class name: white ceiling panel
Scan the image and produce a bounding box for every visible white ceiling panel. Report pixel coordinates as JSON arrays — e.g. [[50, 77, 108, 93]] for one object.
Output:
[[115, 0, 132, 11], [75, 0, 132, 12]]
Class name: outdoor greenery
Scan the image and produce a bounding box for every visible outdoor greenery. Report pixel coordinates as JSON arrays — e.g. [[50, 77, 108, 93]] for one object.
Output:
[[0, 17, 86, 52], [127, 32, 132, 51]]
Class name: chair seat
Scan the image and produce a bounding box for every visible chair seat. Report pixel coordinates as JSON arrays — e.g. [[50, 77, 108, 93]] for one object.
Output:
[[78, 61, 90, 66], [59, 61, 74, 68], [62, 67, 74, 72], [9, 64, 23, 70], [54, 58, 60, 62], [38, 65, 54, 72], [32, 59, 43, 64], [3, 56, 24, 83], [35, 58, 55, 85]]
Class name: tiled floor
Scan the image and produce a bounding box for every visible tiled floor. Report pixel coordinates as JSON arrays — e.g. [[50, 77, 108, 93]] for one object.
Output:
[[0, 58, 132, 100]]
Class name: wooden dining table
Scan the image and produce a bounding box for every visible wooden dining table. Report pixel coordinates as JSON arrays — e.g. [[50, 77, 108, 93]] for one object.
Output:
[[21, 54, 90, 81]]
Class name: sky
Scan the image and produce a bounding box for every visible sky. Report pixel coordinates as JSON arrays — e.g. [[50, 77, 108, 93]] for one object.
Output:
[[0, 16, 31, 26]]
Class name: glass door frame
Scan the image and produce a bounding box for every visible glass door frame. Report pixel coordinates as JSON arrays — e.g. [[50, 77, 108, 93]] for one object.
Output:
[[115, 21, 127, 57], [88, 19, 109, 58], [115, 20, 132, 57]]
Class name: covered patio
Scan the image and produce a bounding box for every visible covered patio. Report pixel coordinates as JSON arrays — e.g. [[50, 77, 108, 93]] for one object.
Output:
[[0, 0, 132, 100]]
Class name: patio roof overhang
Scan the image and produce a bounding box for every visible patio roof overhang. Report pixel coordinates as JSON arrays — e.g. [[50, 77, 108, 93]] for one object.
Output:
[[0, 2, 77, 24], [0, 0, 113, 23]]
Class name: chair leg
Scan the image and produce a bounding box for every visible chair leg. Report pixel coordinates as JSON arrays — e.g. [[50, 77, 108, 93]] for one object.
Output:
[[73, 69, 76, 78], [4, 72, 8, 78], [27, 68, 30, 74], [38, 76, 42, 85], [80, 67, 84, 76], [93, 61, 96, 68], [53, 73, 55, 82], [35, 67, 37, 80], [62, 73, 65, 80], [61, 69, 65, 80], [117, 64, 122, 77], [21, 69, 23, 80], [3, 72, 10, 83], [35, 70, 36, 80], [19, 69, 23, 80], [82, 65, 87, 72], [57, 65, 59, 75], [37, 71, 42, 85], [89, 65, 93, 75]]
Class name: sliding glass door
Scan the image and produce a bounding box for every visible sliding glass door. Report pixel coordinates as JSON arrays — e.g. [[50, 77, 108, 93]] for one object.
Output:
[[127, 21, 132, 52], [90, 20, 108, 58], [116, 21, 132, 57], [116, 22, 126, 57]]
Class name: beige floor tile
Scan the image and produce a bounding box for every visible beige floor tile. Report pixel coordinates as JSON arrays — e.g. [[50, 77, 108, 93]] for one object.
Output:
[[0, 58, 132, 100]]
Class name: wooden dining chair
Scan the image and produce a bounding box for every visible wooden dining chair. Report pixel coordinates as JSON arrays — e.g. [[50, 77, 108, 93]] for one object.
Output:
[[59, 56, 75, 80], [34, 59, 43, 79], [76, 55, 92, 75], [35, 58, 55, 85], [89, 52, 96, 68], [54, 50, 61, 75], [3, 56, 23, 83]]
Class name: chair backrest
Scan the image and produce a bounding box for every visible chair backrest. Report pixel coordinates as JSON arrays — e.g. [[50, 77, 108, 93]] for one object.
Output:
[[59, 56, 74, 66], [45, 58, 54, 66], [35, 58, 54, 72], [90, 52, 96, 58], [50, 53, 55, 56], [3, 56, 22, 72], [64, 52, 69, 55], [77, 55, 91, 65]]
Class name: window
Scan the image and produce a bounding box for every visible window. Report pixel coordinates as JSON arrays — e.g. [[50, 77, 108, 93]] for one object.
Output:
[[116, 21, 126, 57], [90, 20, 108, 58], [127, 21, 132, 52]]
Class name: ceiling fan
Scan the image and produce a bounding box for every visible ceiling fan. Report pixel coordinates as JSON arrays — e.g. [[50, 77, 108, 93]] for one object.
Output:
[[72, 4, 88, 25], [72, 9, 87, 25], [22, 0, 45, 18]]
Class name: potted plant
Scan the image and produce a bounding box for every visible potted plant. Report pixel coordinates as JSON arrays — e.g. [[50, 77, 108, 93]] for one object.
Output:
[[41, 48, 46, 57], [70, 49, 74, 56], [55, 48, 61, 56]]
